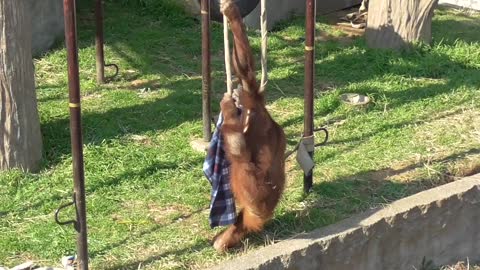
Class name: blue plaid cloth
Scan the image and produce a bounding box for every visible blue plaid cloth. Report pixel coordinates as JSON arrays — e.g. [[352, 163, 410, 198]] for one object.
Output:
[[203, 113, 237, 228]]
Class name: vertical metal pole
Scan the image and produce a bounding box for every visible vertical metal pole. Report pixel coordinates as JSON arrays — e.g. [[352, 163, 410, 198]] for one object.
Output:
[[201, 0, 212, 142], [95, 0, 105, 84], [63, 0, 89, 268], [303, 0, 316, 194]]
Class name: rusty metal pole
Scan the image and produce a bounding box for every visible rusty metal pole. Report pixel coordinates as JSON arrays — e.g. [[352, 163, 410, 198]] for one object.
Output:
[[95, 0, 105, 84], [63, 0, 89, 268], [303, 0, 316, 193], [201, 0, 212, 142]]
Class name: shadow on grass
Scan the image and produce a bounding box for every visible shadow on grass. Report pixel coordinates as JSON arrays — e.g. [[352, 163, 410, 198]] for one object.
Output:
[[41, 77, 203, 166], [102, 239, 212, 270], [89, 206, 208, 261], [87, 160, 185, 192], [0, 156, 203, 220]]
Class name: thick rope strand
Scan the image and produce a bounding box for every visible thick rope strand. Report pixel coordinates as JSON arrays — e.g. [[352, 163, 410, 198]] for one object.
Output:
[[223, 1, 268, 94], [259, 0, 268, 93], [223, 15, 233, 95]]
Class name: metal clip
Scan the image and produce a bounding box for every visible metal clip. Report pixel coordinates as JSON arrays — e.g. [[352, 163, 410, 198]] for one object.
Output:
[[296, 139, 315, 174], [284, 126, 329, 160]]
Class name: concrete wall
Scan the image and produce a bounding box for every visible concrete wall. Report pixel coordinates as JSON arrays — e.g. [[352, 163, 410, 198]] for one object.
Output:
[[212, 174, 480, 270], [184, 0, 362, 30], [244, 0, 362, 30], [439, 0, 480, 10], [28, 0, 64, 57]]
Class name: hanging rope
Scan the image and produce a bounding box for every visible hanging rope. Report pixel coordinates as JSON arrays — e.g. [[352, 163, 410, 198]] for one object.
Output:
[[223, 0, 268, 95], [223, 15, 233, 95], [259, 0, 268, 93]]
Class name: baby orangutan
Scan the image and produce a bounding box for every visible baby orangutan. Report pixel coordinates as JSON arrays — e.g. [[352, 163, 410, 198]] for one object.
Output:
[[213, 0, 286, 252]]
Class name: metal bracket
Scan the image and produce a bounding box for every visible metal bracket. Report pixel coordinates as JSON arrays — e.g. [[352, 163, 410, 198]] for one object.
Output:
[[55, 194, 79, 231]]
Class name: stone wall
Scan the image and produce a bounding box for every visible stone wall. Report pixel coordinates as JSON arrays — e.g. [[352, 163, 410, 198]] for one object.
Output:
[[212, 174, 480, 270], [28, 0, 64, 57]]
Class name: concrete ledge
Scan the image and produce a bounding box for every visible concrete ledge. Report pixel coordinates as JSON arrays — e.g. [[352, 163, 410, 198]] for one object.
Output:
[[212, 174, 480, 270]]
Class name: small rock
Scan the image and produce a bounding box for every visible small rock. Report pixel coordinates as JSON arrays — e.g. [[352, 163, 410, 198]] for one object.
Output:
[[190, 138, 210, 153]]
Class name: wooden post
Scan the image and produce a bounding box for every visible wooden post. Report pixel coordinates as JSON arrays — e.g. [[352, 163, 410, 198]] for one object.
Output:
[[366, 0, 438, 49]]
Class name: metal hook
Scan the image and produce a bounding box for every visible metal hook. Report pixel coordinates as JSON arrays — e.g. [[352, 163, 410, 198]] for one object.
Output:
[[313, 127, 329, 147], [105, 63, 119, 81], [55, 195, 78, 228]]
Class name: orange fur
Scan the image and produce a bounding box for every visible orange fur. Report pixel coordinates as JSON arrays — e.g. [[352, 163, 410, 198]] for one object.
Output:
[[213, 0, 286, 252]]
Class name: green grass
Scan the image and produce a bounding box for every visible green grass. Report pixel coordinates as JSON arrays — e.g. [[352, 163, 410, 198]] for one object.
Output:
[[1, 3, 480, 269]]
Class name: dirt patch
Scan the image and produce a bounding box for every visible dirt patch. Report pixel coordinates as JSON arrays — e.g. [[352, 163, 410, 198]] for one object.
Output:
[[315, 29, 362, 45], [129, 134, 153, 146], [146, 203, 191, 224], [129, 79, 162, 90], [323, 7, 366, 41], [112, 200, 194, 225], [83, 93, 103, 100], [316, 82, 337, 91]]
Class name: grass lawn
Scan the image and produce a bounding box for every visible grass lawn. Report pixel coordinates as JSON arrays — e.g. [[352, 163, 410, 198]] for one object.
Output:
[[1, 2, 480, 269]]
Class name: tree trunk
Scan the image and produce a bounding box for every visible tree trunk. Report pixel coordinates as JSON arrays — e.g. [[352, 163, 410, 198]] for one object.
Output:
[[0, 0, 42, 172], [365, 0, 438, 49]]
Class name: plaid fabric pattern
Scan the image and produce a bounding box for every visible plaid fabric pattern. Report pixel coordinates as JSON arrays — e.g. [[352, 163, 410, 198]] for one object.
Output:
[[203, 113, 237, 228]]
